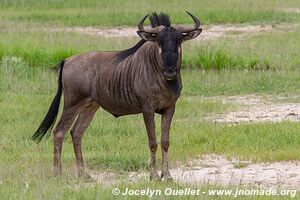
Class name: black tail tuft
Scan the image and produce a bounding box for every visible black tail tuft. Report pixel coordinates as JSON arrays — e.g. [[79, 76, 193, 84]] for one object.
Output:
[[32, 60, 65, 143]]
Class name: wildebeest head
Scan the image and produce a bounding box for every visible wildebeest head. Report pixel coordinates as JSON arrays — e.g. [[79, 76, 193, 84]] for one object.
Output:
[[137, 12, 202, 80]]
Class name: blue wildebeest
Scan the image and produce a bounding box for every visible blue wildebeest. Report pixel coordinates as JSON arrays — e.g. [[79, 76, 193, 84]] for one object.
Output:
[[32, 12, 202, 180]]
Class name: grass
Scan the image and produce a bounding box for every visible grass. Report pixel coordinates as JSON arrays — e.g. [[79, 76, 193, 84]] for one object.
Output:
[[2, 57, 300, 173], [1, 21, 300, 70], [183, 27, 300, 70], [2, 45, 300, 200], [2, 176, 296, 199], [2, 1, 300, 199], [1, 0, 300, 26], [2, 61, 300, 171], [183, 69, 300, 96]]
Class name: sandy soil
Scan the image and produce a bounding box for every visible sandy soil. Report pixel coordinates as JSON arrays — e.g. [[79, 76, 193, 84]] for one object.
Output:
[[210, 95, 300, 123], [91, 154, 300, 189], [171, 155, 300, 189], [65, 24, 291, 41], [284, 8, 300, 14]]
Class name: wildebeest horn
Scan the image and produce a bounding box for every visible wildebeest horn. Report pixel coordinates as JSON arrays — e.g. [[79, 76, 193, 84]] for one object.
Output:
[[137, 14, 163, 34], [177, 11, 201, 33], [137, 14, 149, 31]]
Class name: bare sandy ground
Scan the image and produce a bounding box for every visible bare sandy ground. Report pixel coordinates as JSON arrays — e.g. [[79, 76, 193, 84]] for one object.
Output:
[[91, 154, 300, 189], [171, 155, 300, 189], [284, 8, 300, 14], [210, 95, 300, 123], [65, 23, 292, 41]]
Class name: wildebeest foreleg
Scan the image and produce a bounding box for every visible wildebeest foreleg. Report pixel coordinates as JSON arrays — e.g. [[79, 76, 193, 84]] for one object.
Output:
[[70, 101, 99, 178], [161, 106, 175, 180], [143, 110, 160, 180]]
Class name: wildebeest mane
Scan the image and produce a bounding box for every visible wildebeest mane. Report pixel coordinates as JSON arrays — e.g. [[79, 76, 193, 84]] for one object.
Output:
[[114, 12, 171, 63], [149, 12, 171, 28]]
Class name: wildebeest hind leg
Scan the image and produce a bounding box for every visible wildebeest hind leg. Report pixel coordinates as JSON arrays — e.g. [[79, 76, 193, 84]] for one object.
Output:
[[53, 103, 82, 176], [70, 101, 99, 178]]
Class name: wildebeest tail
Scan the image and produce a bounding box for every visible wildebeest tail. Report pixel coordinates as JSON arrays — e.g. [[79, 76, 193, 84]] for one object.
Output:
[[32, 60, 65, 143]]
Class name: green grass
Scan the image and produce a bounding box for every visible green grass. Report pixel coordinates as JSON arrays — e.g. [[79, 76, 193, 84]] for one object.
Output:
[[0, 21, 130, 68], [1, 0, 300, 26], [2, 1, 300, 199], [1, 20, 300, 70], [2, 61, 300, 172], [183, 27, 300, 70], [3, 60, 300, 199], [2, 176, 297, 199], [183, 69, 300, 96]]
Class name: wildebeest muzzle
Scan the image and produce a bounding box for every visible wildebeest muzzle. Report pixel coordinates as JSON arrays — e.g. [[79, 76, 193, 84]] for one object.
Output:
[[163, 66, 178, 80]]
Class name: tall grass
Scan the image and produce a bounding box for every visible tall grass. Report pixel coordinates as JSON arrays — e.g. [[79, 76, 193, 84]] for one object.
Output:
[[183, 46, 270, 70]]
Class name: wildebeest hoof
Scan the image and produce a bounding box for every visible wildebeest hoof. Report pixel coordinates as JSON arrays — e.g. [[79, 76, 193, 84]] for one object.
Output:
[[150, 173, 161, 181], [53, 169, 62, 177], [77, 170, 94, 181], [162, 176, 173, 181], [161, 173, 173, 181]]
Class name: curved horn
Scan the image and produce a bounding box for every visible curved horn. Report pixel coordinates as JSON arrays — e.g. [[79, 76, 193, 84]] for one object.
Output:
[[137, 14, 164, 34], [178, 11, 201, 33], [137, 14, 149, 31]]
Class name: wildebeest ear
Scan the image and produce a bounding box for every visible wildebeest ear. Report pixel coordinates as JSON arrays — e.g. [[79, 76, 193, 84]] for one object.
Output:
[[182, 28, 202, 41], [137, 31, 156, 42]]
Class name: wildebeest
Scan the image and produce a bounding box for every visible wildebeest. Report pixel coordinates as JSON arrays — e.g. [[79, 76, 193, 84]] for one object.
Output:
[[32, 12, 202, 180]]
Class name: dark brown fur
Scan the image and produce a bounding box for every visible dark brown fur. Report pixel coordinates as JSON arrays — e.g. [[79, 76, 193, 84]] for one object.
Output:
[[33, 12, 202, 180]]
